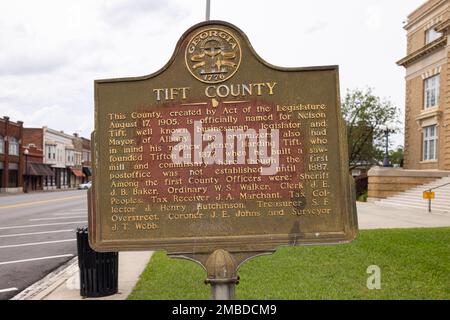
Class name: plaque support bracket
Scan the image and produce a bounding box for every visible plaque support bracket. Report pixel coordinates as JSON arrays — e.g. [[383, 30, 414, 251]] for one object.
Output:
[[204, 249, 238, 300], [169, 249, 275, 300]]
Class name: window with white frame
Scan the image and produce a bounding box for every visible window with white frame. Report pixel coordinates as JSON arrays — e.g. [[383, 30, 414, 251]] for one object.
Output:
[[0, 136, 4, 154], [83, 150, 91, 162], [75, 152, 82, 165], [67, 150, 74, 163], [45, 144, 56, 161], [424, 74, 440, 109], [8, 137, 19, 155], [425, 27, 442, 44], [423, 125, 438, 161]]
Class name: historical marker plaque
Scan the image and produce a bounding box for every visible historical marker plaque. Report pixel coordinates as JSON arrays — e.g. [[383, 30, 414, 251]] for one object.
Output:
[[89, 21, 358, 254]]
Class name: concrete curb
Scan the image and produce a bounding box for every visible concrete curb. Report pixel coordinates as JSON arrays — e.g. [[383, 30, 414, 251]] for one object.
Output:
[[11, 257, 79, 300], [11, 251, 154, 300]]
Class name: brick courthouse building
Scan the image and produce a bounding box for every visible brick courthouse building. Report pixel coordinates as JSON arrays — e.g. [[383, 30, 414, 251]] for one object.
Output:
[[369, 0, 450, 200], [397, 0, 450, 170]]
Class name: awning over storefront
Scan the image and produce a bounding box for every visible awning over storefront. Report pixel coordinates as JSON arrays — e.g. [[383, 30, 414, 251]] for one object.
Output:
[[83, 167, 92, 176], [70, 168, 85, 177], [26, 163, 54, 176]]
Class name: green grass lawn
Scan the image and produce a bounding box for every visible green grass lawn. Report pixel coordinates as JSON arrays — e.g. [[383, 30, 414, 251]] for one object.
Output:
[[127, 228, 450, 300]]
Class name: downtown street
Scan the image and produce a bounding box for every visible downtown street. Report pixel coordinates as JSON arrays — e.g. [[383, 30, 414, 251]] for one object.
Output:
[[0, 190, 87, 300]]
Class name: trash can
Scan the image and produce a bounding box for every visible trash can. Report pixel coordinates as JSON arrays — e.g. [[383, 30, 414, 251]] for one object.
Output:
[[76, 227, 119, 297]]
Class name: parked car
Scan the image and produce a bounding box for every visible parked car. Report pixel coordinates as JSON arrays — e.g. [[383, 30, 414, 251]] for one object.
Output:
[[78, 181, 92, 190]]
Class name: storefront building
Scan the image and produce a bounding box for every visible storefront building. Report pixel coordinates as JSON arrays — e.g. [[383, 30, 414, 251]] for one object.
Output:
[[43, 127, 77, 190], [71, 133, 86, 188], [22, 127, 54, 192], [81, 137, 92, 182], [0, 116, 24, 193]]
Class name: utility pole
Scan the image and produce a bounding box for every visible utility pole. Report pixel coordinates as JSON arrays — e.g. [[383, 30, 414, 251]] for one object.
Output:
[[24, 148, 29, 193], [206, 0, 211, 21], [382, 127, 392, 167]]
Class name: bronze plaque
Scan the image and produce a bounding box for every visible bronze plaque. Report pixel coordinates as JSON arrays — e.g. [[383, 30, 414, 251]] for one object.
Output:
[[89, 21, 358, 254]]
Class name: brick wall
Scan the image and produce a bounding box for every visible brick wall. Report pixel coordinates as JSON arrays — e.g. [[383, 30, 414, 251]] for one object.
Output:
[[404, 76, 428, 169], [368, 167, 450, 199], [23, 128, 44, 150], [22, 128, 44, 164], [408, 0, 445, 23], [407, 30, 426, 55], [406, 0, 448, 54], [403, 66, 449, 171], [444, 50, 450, 169], [0, 117, 24, 190]]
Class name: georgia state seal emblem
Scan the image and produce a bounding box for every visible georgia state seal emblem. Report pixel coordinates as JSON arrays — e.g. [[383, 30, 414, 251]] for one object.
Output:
[[185, 28, 241, 84]]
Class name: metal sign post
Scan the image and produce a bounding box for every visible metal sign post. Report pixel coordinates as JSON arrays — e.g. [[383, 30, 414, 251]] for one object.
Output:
[[423, 190, 435, 213], [206, 0, 211, 21]]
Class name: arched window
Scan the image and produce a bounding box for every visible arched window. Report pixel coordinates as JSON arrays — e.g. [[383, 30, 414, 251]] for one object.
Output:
[[9, 137, 19, 156], [0, 136, 4, 154]]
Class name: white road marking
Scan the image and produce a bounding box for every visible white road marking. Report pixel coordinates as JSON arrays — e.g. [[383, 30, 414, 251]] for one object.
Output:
[[0, 239, 75, 249], [0, 254, 74, 266], [29, 216, 85, 221], [0, 230, 74, 238], [0, 287, 18, 293], [0, 195, 84, 209], [53, 212, 86, 216], [0, 221, 87, 230]]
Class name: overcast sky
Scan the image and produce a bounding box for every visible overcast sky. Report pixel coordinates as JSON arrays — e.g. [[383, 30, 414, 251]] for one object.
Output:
[[0, 0, 426, 146]]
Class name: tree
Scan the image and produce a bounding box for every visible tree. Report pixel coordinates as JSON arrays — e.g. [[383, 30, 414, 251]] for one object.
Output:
[[341, 88, 400, 169], [389, 146, 404, 167]]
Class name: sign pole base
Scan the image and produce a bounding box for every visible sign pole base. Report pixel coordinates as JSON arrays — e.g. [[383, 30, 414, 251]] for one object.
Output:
[[204, 249, 238, 300]]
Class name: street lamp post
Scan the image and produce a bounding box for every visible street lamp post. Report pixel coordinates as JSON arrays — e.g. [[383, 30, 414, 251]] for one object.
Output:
[[24, 148, 29, 193], [382, 126, 391, 167]]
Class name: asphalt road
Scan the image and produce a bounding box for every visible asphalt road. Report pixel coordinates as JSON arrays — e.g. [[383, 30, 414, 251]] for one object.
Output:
[[0, 190, 88, 300]]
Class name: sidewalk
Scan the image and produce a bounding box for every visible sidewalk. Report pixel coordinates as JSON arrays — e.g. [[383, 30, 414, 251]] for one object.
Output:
[[12, 251, 153, 300], [11, 202, 450, 300], [357, 201, 450, 229]]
